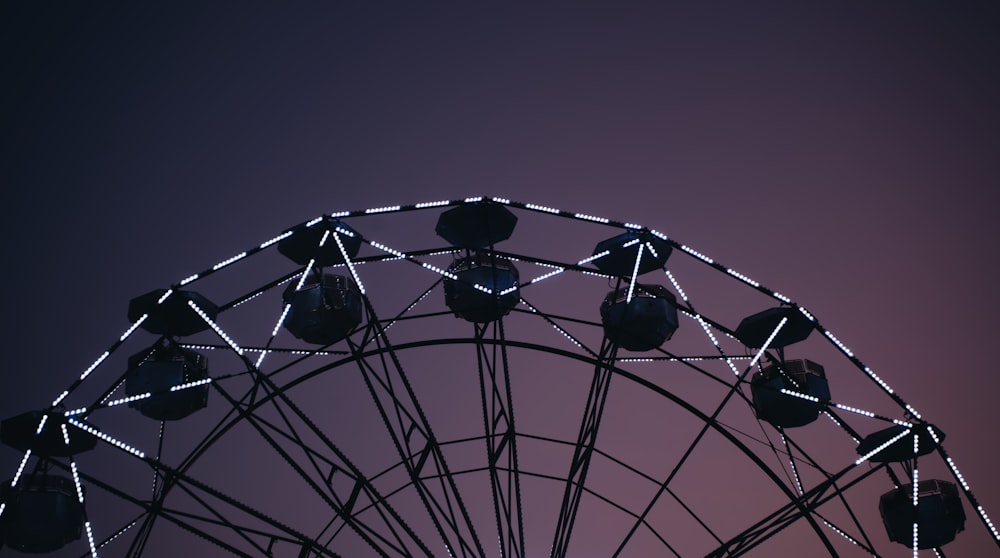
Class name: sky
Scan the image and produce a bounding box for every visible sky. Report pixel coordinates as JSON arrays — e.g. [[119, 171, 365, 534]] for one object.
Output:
[[2, 2, 999, 556]]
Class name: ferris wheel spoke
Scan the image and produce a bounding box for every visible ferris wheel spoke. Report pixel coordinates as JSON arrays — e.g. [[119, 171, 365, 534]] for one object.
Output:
[[348, 298, 485, 558], [474, 320, 525, 558], [550, 337, 619, 558]]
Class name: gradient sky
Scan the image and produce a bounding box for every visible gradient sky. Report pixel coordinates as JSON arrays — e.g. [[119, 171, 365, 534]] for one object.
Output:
[[2, 2, 999, 556]]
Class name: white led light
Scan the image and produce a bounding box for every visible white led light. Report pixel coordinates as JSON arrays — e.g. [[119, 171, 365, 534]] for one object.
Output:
[[68, 419, 145, 458], [71, 461, 85, 503], [120, 314, 148, 341], [905, 404, 922, 420], [187, 300, 244, 355], [525, 203, 560, 214], [912, 522, 919, 558], [621, 238, 641, 248], [64, 407, 88, 416], [490, 197, 510, 204], [416, 200, 450, 208], [105, 393, 151, 408], [179, 274, 199, 286], [822, 329, 854, 357], [855, 428, 911, 465], [421, 262, 458, 280], [51, 390, 70, 407], [834, 403, 876, 418], [333, 231, 366, 295], [978, 506, 1000, 541], [946, 457, 971, 491], [773, 292, 792, 303], [780, 389, 821, 403], [863, 366, 895, 394], [574, 213, 610, 224], [0, 503, 5, 518], [821, 519, 863, 548], [80, 351, 110, 381], [86, 521, 99, 557], [212, 251, 247, 271], [747, 317, 787, 370], [35, 414, 48, 435], [798, 306, 815, 322], [893, 419, 914, 428], [644, 241, 659, 260], [624, 222, 641, 229], [625, 243, 644, 303], [259, 230, 294, 249], [726, 268, 760, 288], [12, 450, 31, 486], [170, 378, 212, 392], [577, 251, 609, 265], [61, 424, 70, 445], [271, 303, 293, 338], [306, 217, 324, 227], [365, 205, 401, 214], [679, 245, 713, 264], [528, 267, 565, 284], [464, 196, 483, 203], [499, 285, 519, 296], [369, 240, 406, 259], [926, 425, 941, 444], [330, 210, 351, 218]]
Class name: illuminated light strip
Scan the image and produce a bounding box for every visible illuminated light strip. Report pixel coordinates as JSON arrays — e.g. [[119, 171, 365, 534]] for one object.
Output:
[[521, 301, 584, 349], [12, 450, 31, 486], [624, 222, 642, 229], [68, 419, 145, 458], [626, 243, 644, 303], [170, 378, 212, 392], [473, 283, 493, 294], [65, 407, 88, 416], [798, 306, 816, 322], [525, 203, 560, 214], [465, 196, 483, 203], [35, 414, 49, 434], [271, 304, 293, 338], [365, 205, 401, 214], [329, 211, 351, 218], [333, 225, 355, 238], [80, 351, 110, 381], [644, 241, 659, 260], [835, 403, 875, 418], [71, 461, 85, 503], [306, 217, 324, 227], [231, 290, 266, 308], [781, 433, 804, 495], [622, 238, 641, 248], [120, 314, 148, 341], [855, 428, 912, 465], [86, 521, 99, 557], [574, 213, 610, 224], [978, 506, 1000, 541], [156, 289, 173, 304], [926, 425, 942, 444], [179, 274, 199, 286], [679, 245, 713, 264], [490, 197, 511, 204], [747, 317, 787, 370], [52, 390, 70, 407], [619, 358, 655, 363], [61, 424, 70, 445], [893, 419, 914, 428], [0, 503, 5, 518], [905, 404, 922, 420], [726, 268, 760, 288], [773, 292, 792, 303], [863, 366, 895, 394], [527, 267, 565, 285], [650, 230, 668, 240], [578, 250, 610, 265], [822, 519, 864, 548], [665, 270, 689, 302], [415, 200, 450, 208], [105, 393, 151, 408], [665, 270, 741, 376], [499, 285, 519, 296], [945, 457, 971, 491], [823, 330, 854, 357], [780, 389, 821, 403], [913, 460, 920, 557], [212, 251, 247, 271], [259, 230, 294, 249], [333, 231, 366, 295], [422, 262, 458, 280], [187, 300, 244, 355], [369, 240, 406, 259]]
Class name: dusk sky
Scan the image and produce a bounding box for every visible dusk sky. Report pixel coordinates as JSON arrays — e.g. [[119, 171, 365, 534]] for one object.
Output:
[[2, 2, 999, 556]]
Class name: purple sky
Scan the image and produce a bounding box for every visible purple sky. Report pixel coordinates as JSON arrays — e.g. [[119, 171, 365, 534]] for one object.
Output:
[[2, 3, 999, 556]]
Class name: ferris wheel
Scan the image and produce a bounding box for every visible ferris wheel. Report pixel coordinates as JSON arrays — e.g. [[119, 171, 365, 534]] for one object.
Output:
[[1, 197, 997, 557]]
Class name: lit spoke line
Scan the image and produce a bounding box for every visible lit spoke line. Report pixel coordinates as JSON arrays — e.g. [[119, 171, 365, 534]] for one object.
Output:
[[745, 317, 787, 372], [665, 269, 741, 377], [780, 432, 804, 495], [626, 242, 644, 304], [187, 300, 244, 356], [913, 433, 920, 557], [333, 228, 366, 295], [35, 413, 49, 434], [854, 428, 912, 465], [67, 419, 145, 458], [85, 521, 100, 557], [367, 239, 459, 280], [119, 314, 148, 342], [12, 449, 32, 486]]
